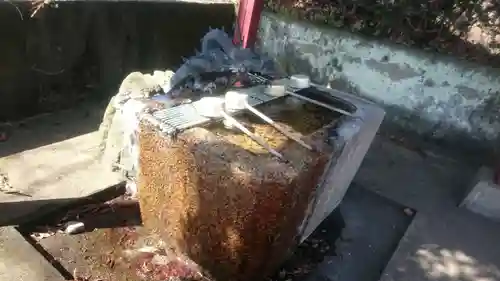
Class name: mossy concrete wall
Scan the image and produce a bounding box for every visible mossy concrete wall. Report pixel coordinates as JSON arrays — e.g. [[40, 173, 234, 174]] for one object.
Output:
[[258, 12, 500, 159], [0, 2, 234, 121]]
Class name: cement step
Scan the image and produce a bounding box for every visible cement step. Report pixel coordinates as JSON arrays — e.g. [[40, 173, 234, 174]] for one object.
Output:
[[354, 135, 500, 281], [0, 102, 122, 226], [380, 210, 500, 281], [304, 184, 413, 281]]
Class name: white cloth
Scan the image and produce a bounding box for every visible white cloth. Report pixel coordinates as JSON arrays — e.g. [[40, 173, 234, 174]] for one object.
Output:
[[119, 99, 148, 195]]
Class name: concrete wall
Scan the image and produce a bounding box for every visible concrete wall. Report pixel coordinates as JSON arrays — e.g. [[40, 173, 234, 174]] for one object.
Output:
[[0, 2, 234, 121], [258, 13, 500, 159], [3, 2, 499, 157]]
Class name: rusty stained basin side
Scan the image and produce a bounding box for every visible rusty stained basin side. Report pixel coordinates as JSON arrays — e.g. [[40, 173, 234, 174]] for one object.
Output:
[[27, 88, 383, 281], [136, 97, 339, 281], [298, 86, 385, 242]]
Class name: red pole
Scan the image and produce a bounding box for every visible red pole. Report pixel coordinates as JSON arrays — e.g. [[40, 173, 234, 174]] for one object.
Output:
[[234, 0, 264, 49]]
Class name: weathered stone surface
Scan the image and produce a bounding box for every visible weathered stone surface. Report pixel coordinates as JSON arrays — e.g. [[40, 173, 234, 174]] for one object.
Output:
[[137, 100, 337, 281], [98, 69, 175, 171], [258, 12, 500, 159], [0, 226, 65, 281], [354, 135, 500, 281], [380, 211, 500, 281], [460, 166, 500, 222], [0, 102, 122, 226], [299, 87, 385, 241]]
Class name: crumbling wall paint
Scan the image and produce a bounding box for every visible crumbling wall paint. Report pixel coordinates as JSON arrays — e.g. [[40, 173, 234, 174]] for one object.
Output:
[[258, 12, 500, 156]]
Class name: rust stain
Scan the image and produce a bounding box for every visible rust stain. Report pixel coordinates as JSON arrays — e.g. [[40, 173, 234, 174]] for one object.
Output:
[[137, 100, 338, 281]]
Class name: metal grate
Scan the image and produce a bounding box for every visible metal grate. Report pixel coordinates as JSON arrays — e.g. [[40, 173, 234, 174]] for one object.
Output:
[[149, 85, 282, 135]]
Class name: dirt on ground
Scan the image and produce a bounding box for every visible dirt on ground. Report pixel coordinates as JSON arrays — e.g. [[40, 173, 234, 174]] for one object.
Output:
[[265, 0, 500, 66]]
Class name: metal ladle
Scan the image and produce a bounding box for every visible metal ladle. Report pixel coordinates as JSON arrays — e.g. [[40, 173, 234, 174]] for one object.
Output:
[[193, 97, 286, 161], [252, 74, 354, 117], [224, 91, 313, 151]]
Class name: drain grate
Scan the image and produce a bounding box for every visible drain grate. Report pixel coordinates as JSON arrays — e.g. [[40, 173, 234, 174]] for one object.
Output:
[[150, 86, 282, 135]]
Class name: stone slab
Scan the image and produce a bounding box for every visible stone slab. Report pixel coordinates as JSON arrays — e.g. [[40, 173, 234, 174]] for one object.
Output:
[[0, 102, 122, 226], [354, 135, 476, 212], [460, 166, 500, 222], [353, 135, 500, 281], [0, 226, 65, 281], [380, 210, 500, 281], [306, 184, 412, 281], [0, 100, 106, 159]]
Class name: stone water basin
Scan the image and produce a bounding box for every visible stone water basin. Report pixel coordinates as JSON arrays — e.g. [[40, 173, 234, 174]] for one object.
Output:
[[135, 85, 384, 281], [21, 85, 384, 281]]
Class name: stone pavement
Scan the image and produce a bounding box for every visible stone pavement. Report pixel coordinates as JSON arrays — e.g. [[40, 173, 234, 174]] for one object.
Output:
[[0, 227, 65, 281], [355, 136, 500, 281]]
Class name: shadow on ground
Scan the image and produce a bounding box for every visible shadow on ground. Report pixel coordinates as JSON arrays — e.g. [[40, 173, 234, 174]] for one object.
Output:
[[0, 100, 105, 158], [304, 184, 414, 281], [0, 181, 125, 227]]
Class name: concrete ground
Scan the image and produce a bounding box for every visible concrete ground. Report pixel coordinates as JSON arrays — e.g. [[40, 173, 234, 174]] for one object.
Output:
[[356, 137, 500, 281], [305, 184, 413, 281], [0, 101, 122, 226], [0, 101, 499, 281], [0, 227, 65, 281]]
